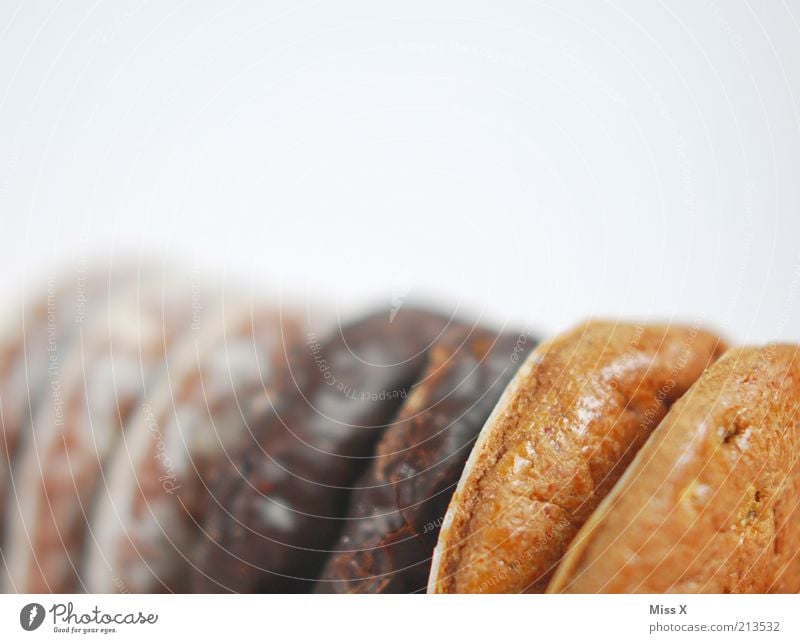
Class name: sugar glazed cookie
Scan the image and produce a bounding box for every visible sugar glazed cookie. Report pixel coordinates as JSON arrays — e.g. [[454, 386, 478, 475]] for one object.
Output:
[[83, 301, 301, 593], [193, 308, 453, 592]]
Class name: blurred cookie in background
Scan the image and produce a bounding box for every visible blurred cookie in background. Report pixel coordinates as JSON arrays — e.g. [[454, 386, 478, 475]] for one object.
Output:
[[3, 269, 201, 592], [316, 323, 533, 593], [192, 307, 457, 592], [83, 296, 303, 593]]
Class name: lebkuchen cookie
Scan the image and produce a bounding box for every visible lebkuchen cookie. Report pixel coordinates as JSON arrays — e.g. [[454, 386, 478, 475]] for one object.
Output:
[[0, 278, 85, 593], [0, 267, 133, 536], [0, 264, 178, 591], [316, 324, 534, 593], [192, 307, 453, 592], [549, 344, 800, 593], [3, 279, 194, 593], [83, 300, 302, 593], [428, 321, 726, 593]]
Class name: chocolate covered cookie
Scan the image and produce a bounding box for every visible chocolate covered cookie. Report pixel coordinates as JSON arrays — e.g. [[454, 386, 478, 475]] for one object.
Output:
[[193, 307, 453, 592], [317, 324, 533, 593]]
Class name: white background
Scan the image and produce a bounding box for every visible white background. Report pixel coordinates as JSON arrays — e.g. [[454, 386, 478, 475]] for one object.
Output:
[[1, 0, 799, 342], [1, 4, 800, 638]]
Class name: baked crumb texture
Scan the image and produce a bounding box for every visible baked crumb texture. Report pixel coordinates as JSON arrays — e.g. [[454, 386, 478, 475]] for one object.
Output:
[[550, 344, 800, 593], [430, 320, 726, 593]]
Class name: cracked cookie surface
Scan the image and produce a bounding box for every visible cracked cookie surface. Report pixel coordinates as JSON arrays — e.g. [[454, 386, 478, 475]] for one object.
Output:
[[549, 344, 800, 593], [429, 320, 726, 593]]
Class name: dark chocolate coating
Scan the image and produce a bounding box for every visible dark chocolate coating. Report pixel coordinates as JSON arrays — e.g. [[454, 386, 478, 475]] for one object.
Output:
[[315, 325, 534, 593], [192, 307, 453, 592]]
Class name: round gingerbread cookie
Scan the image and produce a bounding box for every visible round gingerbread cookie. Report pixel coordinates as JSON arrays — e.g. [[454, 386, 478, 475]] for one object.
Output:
[[429, 320, 726, 593], [549, 344, 800, 593]]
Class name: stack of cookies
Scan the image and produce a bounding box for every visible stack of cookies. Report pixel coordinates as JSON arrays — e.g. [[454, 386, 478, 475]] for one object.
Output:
[[1, 265, 797, 593]]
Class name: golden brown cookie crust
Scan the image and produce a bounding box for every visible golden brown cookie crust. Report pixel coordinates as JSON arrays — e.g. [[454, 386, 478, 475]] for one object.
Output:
[[428, 320, 726, 593], [549, 344, 800, 593]]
